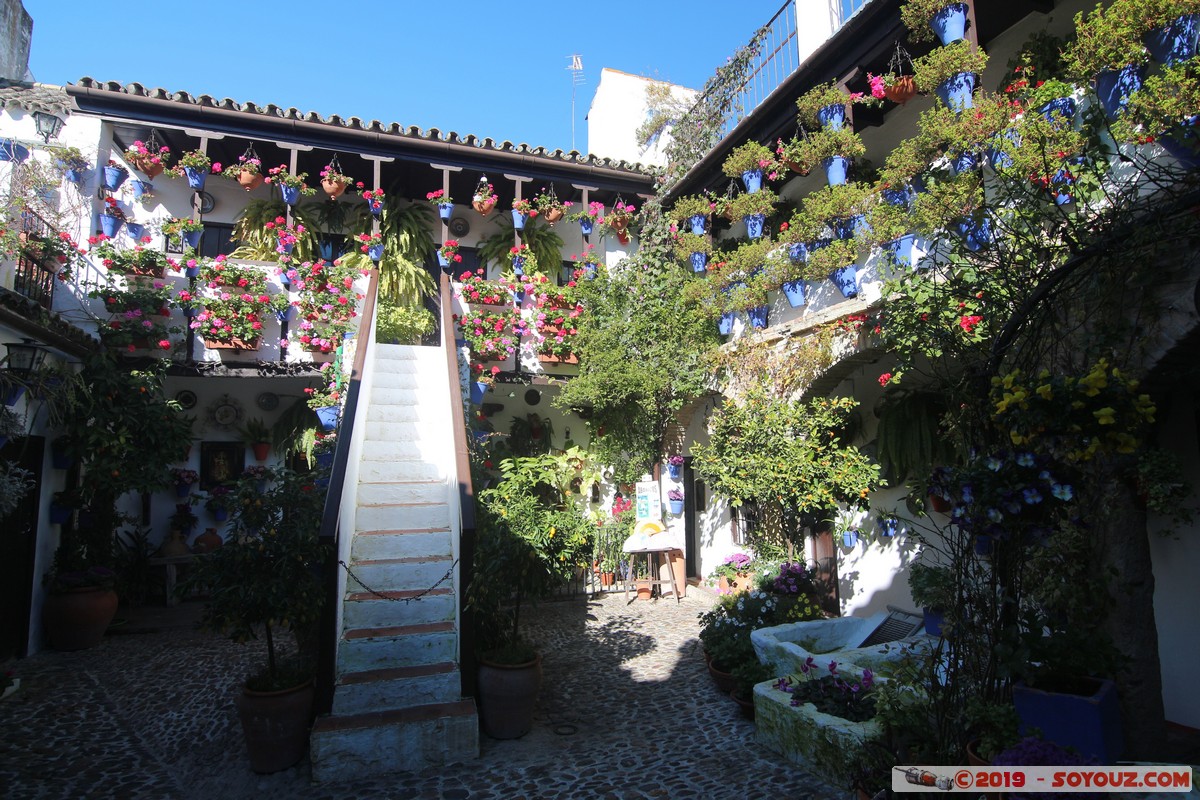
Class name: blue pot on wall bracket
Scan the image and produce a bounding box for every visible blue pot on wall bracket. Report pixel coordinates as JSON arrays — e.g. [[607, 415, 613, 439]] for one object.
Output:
[[1143, 13, 1199, 66], [954, 215, 993, 251], [49, 503, 71, 525], [511, 209, 528, 230], [949, 150, 979, 176], [829, 264, 858, 298], [718, 312, 735, 336], [130, 179, 153, 200], [368, 243, 384, 263], [746, 305, 769, 329], [782, 280, 806, 308], [817, 103, 846, 131], [0, 139, 28, 163], [741, 169, 763, 193], [930, 2, 969, 45], [884, 234, 917, 267], [102, 165, 129, 191], [987, 129, 1020, 171], [935, 72, 976, 112], [182, 229, 203, 250], [280, 185, 300, 206], [511, 257, 525, 277], [687, 214, 707, 235], [278, 238, 295, 256], [1159, 125, 1200, 170], [668, 463, 682, 480], [438, 203, 453, 221], [743, 214, 766, 239], [689, 251, 708, 273], [437, 251, 451, 272], [579, 218, 594, 236], [823, 156, 850, 186], [668, 499, 684, 515], [183, 166, 207, 191], [841, 529, 859, 547], [1094, 65, 1145, 120], [1038, 97, 1077, 123], [125, 222, 145, 240], [63, 166, 84, 183], [470, 381, 488, 405], [788, 242, 807, 263], [832, 214, 868, 241], [99, 213, 123, 238], [314, 405, 340, 432]]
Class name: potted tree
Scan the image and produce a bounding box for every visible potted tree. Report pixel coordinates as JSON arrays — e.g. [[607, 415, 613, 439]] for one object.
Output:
[[183, 468, 326, 773]]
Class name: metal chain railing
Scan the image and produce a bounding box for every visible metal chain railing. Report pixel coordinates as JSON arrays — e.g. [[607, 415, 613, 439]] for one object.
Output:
[[338, 558, 458, 604]]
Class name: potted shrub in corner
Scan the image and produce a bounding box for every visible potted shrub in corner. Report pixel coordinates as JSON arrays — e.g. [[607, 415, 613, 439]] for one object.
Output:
[[182, 468, 326, 773], [908, 561, 954, 636]]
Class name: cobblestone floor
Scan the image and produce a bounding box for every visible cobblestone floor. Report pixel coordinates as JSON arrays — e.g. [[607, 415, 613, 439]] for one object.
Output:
[[0, 589, 843, 800]]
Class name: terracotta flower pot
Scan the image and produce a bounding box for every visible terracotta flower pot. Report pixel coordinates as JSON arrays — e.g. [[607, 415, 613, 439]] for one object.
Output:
[[473, 199, 496, 216], [543, 207, 564, 224], [138, 159, 164, 180], [321, 178, 347, 199], [707, 659, 736, 694], [611, 214, 630, 232], [236, 679, 314, 774], [885, 75, 917, 104], [251, 442, 270, 461], [477, 654, 542, 739], [236, 170, 264, 191], [730, 688, 756, 720], [43, 587, 118, 651]]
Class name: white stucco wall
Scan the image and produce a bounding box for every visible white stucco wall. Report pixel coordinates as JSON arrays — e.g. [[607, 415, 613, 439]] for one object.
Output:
[[587, 68, 697, 167]]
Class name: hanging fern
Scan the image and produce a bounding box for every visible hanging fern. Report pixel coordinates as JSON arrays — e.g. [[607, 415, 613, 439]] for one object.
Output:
[[874, 390, 959, 483], [343, 199, 437, 306], [477, 218, 564, 276], [229, 200, 319, 262]]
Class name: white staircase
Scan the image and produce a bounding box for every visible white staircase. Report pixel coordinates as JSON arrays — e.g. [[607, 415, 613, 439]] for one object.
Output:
[[310, 344, 478, 781]]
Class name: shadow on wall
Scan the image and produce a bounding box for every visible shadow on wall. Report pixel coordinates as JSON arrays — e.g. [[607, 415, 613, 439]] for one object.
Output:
[[838, 530, 923, 617]]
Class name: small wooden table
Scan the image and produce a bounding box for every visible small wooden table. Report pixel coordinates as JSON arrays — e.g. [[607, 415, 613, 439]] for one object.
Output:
[[622, 547, 683, 604]]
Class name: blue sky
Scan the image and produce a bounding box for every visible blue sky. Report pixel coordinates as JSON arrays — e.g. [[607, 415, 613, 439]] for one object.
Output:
[[24, 0, 780, 155]]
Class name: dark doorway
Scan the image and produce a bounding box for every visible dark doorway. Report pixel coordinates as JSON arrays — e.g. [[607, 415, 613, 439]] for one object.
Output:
[[1, 436, 44, 658], [685, 462, 702, 579]]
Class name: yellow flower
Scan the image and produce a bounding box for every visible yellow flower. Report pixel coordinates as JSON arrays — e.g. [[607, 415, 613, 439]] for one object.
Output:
[[1093, 407, 1116, 425], [1036, 384, 1053, 400]]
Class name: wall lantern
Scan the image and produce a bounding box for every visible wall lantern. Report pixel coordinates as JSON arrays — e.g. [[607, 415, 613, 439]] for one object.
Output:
[[33, 111, 63, 144], [3, 338, 47, 374]]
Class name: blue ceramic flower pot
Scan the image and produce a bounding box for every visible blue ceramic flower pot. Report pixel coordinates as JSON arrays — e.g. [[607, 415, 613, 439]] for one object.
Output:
[[176, 483, 192, 499], [950, 150, 979, 176], [511, 209, 527, 230], [823, 156, 850, 186], [746, 305, 769, 329], [318, 241, 334, 261], [280, 185, 300, 205], [437, 251, 451, 272], [931, 2, 968, 45], [1143, 13, 1199, 66], [125, 222, 145, 240], [100, 214, 123, 238], [186, 264, 201, 279], [183, 166, 206, 191], [690, 251, 708, 273], [668, 463, 682, 480], [275, 306, 294, 322], [49, 503, 71, 525], [718, 312, 735, 336], [580, 218, 594, 236], [1094, 65, 1145, 120], [183, 229, 202, 250], [369, 200, 384, 217], [817, 102, 846, 131], [0, 140, 27, 163], [1038, 96, 1077, 123], [788, 242, 807, 263], [668, 499, 684, 515], [185, 306, 201, 318], [987, 129, 1020, 171], [884, 233, 917, 267], [687, 214, 707, 235], [314, 405, 340, 431], [832, 214, 868, 241], [102, 165, 129, 191], [923, 607, 945, 636], [829, 264, 858, 298], [368, 243, 384, 263], [743, 214, 766, 239], [782, 280, 806, 308], [1159, 128, 1200, 170], [278, 238, 295, 256], [954, 215, 993, 251], [131, 179, 153, 199], [741, 169, 763, 193], [935, 72, 976, 112], [511, 257, 525, 277], [64, 167, 84, 183], [842, 529, 859, 547], [881, 187, 911, 207], [470, 381, 488, 405], [583, 263, 597, 280], [438, 203, 453, 221], [1012, 678, 1124, 763]]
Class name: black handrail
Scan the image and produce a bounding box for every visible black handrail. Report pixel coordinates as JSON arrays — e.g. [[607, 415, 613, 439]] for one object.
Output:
[[313, 268, 379, 716], [438, 272, 478, 697]]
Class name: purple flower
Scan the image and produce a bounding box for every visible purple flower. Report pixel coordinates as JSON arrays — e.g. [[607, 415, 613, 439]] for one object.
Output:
[[827, 660, 839, 675]]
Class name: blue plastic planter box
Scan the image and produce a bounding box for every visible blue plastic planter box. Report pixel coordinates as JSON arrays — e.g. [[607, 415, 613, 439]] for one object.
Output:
[[1012, 677, 1124, 763]]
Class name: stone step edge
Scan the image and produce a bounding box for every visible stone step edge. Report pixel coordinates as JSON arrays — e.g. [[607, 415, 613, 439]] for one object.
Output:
[[354, 527, 452, 536], [338, 662, 457, 687], [342, 620, 456, 641], [350, 555, 453, 567], [345, 588, 453, 602], [312, 698, 477, 735], [356, 501, 450, 510]]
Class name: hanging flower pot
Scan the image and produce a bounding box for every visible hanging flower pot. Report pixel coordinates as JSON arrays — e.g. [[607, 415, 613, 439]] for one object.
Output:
[[236, 169, 264, 191], [1038, 97, 1077, 123], [746, 305, 769, 329], [930, 2, 969, 46], [139, 160, 164, 180], [280, 185, 300, 206], [102, 165, 129, 192], [935, 71, 976, 112], [434, 203, 452, 222], [689, 252, 708, 273], [1094, 65, 1145, 120], [176, 482, 192, 499], [782, 280, 807, 307], [473, 198, 496, 216], [954, 215, 992, 251], [743, 213, 766, 239], [511, 209, 528, 230], [881, 187, 912, 207], [718, 311, 735, 336], [829, 264, 858, 298], [817, 103, 846, 131], [314, 405, 340, 432], [321, 178, 347, 199], [884, 234, 917, 267], [99, 213, 123, 238], [950, 150, 979, 176], [511, 257, 525, 277], [842, 529, 859, 547], [741, 169, 763, 193], [668, 462, 682, 480], [277, 237, 295, 257], [668, 499, 685, 515], [185, 263, 201, 279], [470, 381, 488, 405], [183, 228, 203, 250], [437, 251, 451, 271], [1143, 14, 1199, 66], [125, 222, 145, 241], [788, 242, 808, 263], [884, 75, 917, 104], [130, 180, 153, 200], [368, 243, 384, 263], [63, 166, 84, 184], [183, 166, 207, 191], [823, 155, 850, 186], [275, 305, 295, 323], [687, 214, 707, 235], [579, 218, 594, 236]]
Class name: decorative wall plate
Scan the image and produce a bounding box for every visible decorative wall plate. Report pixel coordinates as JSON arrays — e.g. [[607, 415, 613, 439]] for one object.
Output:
[[256, 392, 279, 411], [205, 393, 244, 430], [174, 389, 197, 410]]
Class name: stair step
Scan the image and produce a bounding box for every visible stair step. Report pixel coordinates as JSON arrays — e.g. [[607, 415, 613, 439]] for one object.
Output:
[[350, 527, 453, 560], [345, 557, 454, 594], [309, 698, 478, 783], [357, 480, 444, 506], [333, 663, 460, 716], [344, 620, 455, 641], [359, 459, 441, 482], [360, 439, 426, 462], [342, 589, 455, 629], [355, 502, 450, 533], [369, 387, 421, 406], [337, 629, 458, 673], [365, 403, 438, 423], [372, 370, 423, 389]]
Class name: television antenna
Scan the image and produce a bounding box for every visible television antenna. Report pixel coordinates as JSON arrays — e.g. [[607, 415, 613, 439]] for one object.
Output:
[[567, 54, 585, 152]]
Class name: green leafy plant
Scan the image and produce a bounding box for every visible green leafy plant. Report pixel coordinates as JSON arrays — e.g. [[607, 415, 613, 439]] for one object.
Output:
[[778, 126, 866, 175], [669, 193, 717, 223], [1063, 0, 1151, 78], [722, 140, 778, 177], [794, 82, 854, 128], [722, 188, 778, 221], [375, 300, 434, 344], [900, 0, 970, 42], [874, 389, 960, 482], [914, 41, 990, 95]]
